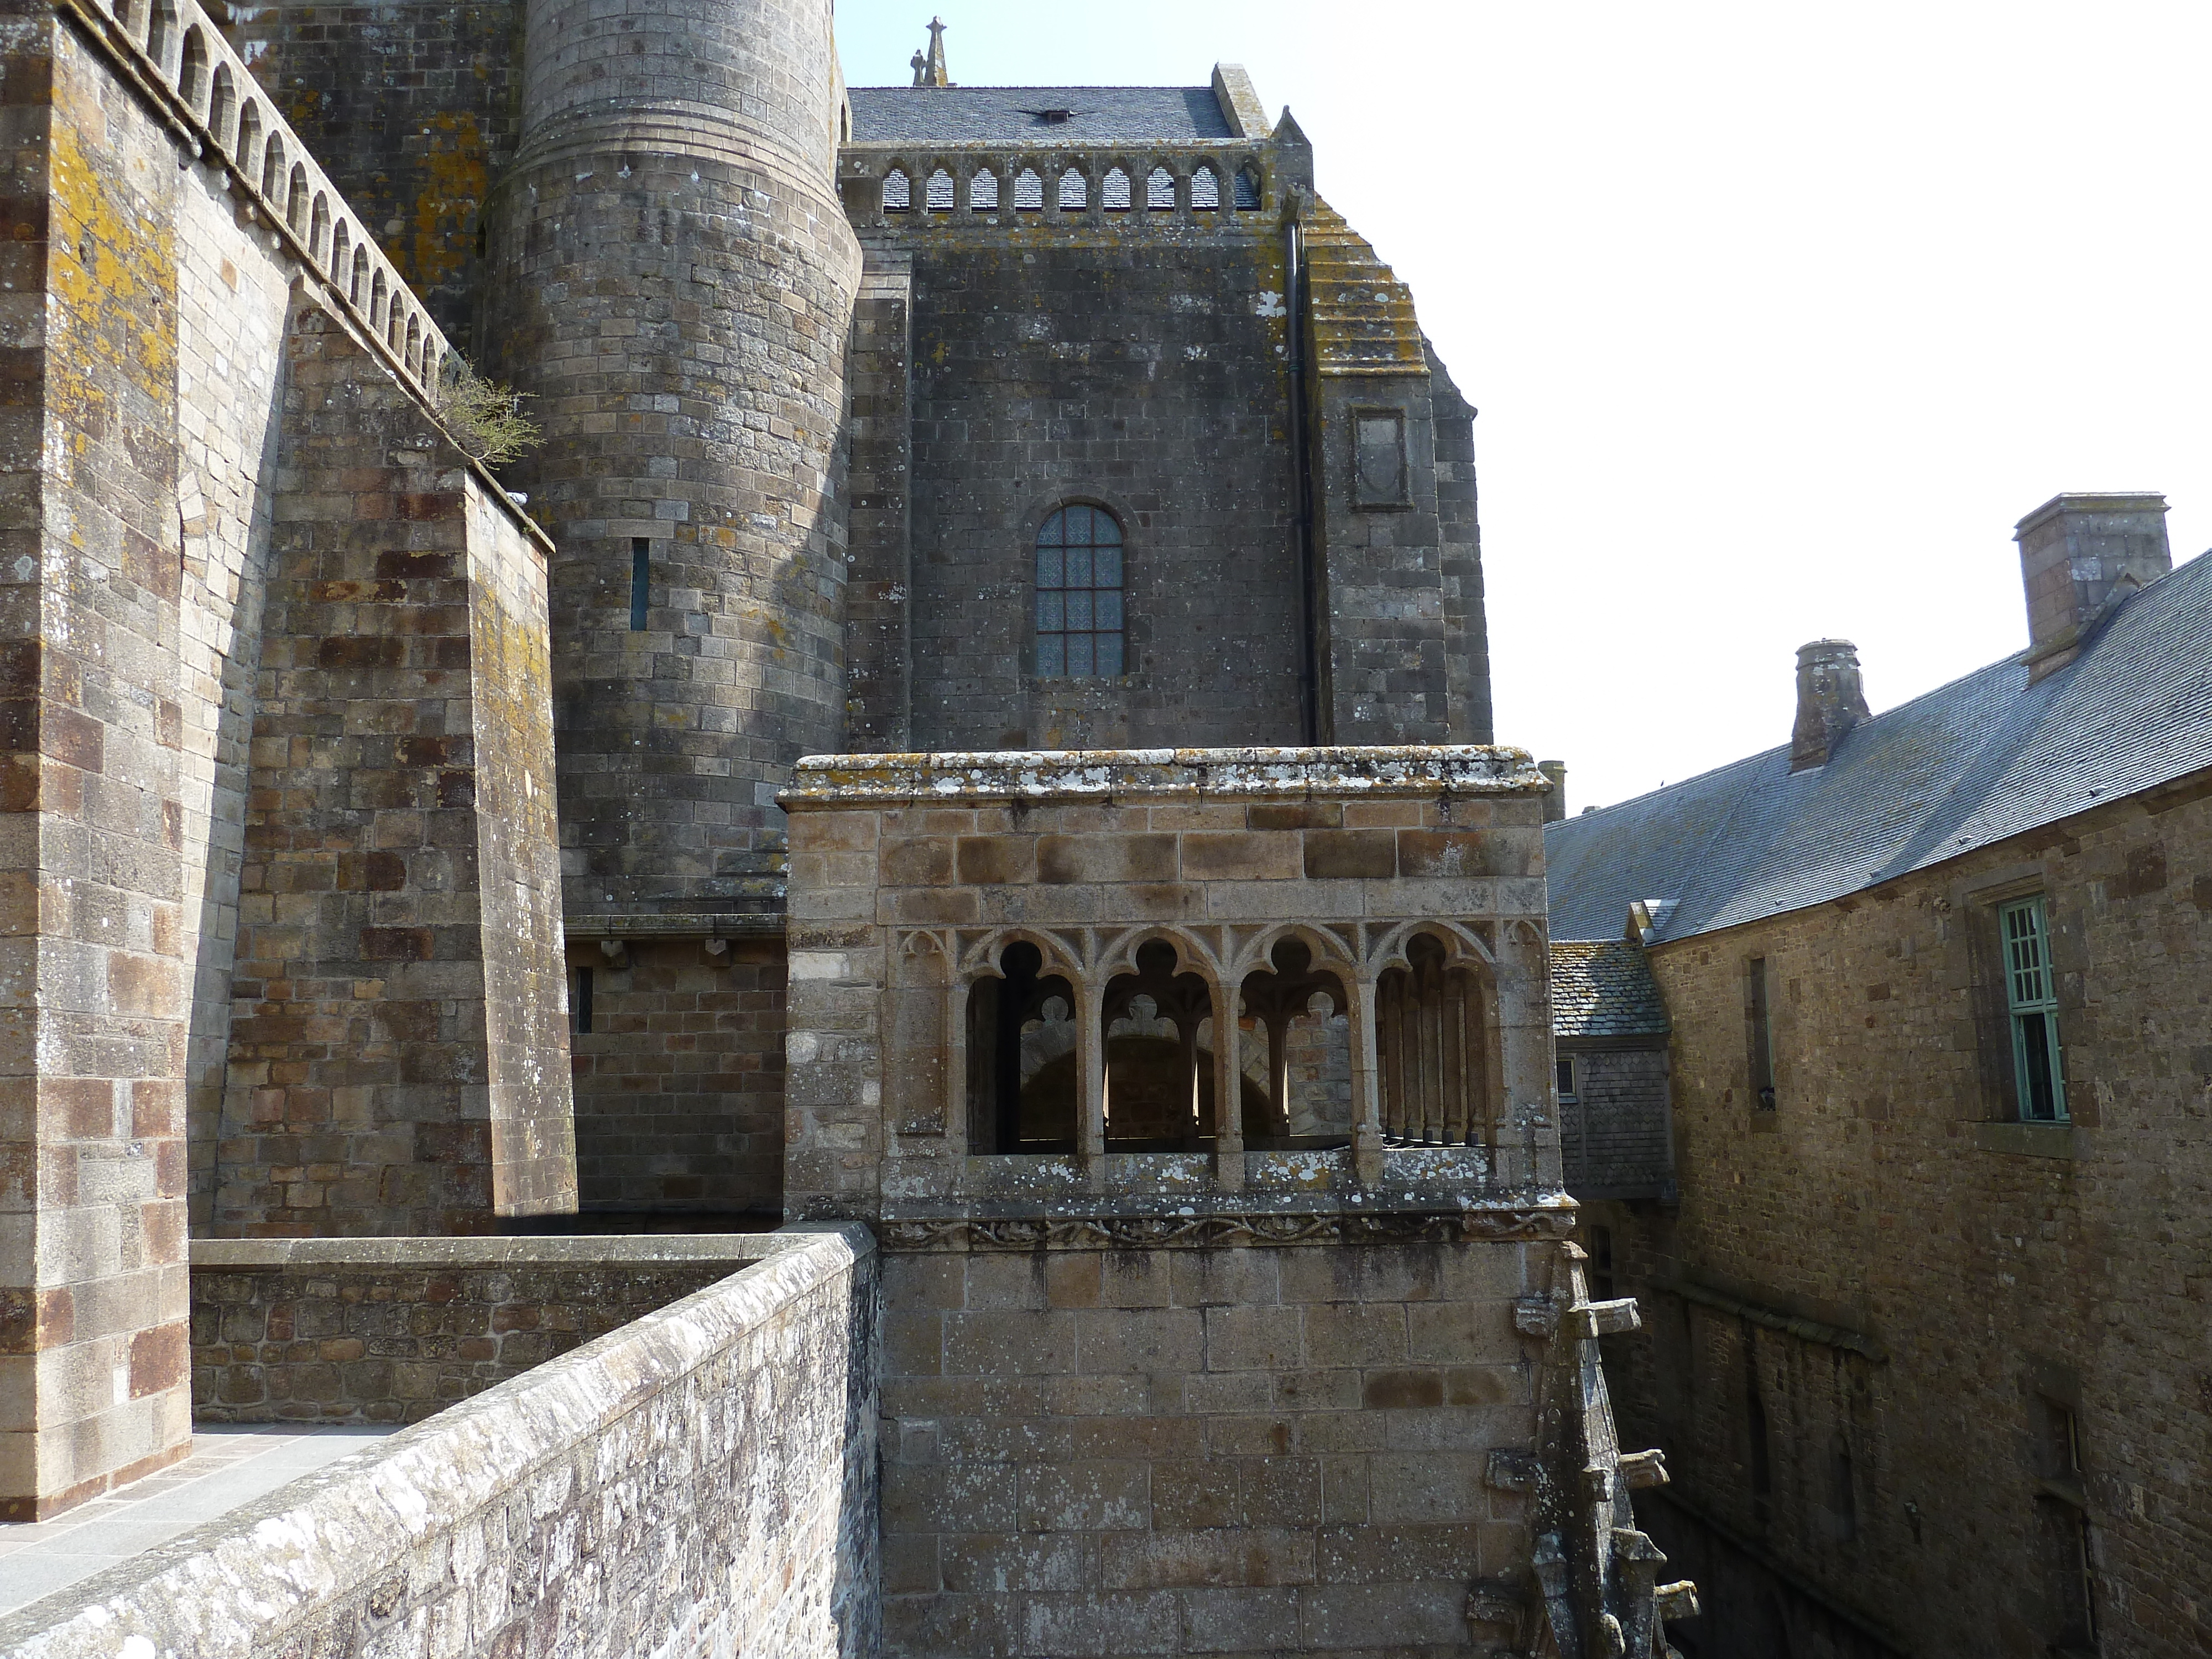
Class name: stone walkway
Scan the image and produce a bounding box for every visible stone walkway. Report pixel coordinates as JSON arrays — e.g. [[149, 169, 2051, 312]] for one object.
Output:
[[0, 1423, 401, 1618]]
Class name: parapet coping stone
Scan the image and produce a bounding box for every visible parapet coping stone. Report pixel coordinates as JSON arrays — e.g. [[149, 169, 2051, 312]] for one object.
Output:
[[189, 1233, 805, 1269], [3, 1224, 873, 1658], [782, 744, 1549, 806]]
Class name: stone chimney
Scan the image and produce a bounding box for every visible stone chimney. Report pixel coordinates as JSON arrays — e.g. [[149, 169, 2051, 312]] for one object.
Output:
[[1538, 760, 1567, 823], [1790, 639, 1869, 773], [2013, 493, 2170, 681]]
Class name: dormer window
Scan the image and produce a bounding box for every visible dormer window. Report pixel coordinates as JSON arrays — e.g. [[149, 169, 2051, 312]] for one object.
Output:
[[1025, 107, 1075, 124]]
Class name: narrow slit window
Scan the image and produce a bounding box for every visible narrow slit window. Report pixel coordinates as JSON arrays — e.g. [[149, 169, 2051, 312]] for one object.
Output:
[[573, 966, 593, 1035], [2002, 896, 2066, 1121], [1555, 1055, 1578, 1102], [1035, 505, 1124, 679], [1747, 956, 1776, 1109], [630, 538, 650, 632]]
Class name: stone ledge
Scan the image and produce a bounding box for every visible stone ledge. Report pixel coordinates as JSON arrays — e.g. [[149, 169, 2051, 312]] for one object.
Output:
[[782, 744, 1548, 807], [191, 1232, 811, 1269], [1971, 1120, 2084, 1160]]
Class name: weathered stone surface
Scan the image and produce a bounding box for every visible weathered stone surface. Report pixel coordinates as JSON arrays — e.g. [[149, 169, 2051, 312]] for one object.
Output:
[[189, 1234, 770, 1422], [1592, 779, 2212, 1658], [3, 1227, 879, 1659]]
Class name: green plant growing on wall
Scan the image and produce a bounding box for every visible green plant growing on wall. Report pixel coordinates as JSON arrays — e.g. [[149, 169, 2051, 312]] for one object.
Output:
[[436, 357, 542, 463]]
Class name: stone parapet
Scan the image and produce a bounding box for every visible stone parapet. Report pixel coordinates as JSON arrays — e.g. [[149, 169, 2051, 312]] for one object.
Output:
[[2, 1225, 880, 1659]]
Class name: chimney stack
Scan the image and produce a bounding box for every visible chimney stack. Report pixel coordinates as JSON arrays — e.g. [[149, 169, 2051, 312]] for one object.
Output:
[[1538, 760, 1567, 823], [2013, 493, 2169, 681], [1790, 640, 1869, 773]]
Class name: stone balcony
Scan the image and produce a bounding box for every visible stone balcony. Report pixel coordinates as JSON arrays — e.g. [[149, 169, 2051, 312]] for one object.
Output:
[[779, 746, 1569, 1235]]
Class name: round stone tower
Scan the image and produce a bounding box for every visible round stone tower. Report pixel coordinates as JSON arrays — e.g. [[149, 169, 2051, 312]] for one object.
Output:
[[483, 0, 861, 923]]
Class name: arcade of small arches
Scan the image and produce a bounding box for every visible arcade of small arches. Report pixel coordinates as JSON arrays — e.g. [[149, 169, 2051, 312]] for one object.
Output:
[[895, 922, 1522, 1161], [95, 0, 449, 390], [865, 152, 1271, 223]]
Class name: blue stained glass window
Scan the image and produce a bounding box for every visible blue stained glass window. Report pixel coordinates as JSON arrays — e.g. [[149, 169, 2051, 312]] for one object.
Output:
[[1034, 504, 1125, 679]]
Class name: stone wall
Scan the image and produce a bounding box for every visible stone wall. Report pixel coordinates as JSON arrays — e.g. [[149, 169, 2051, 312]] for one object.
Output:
[[568, 935, 788, 1215], [1557, 1045, 1672, 1199], [190, 1234, 764, 1423], [482, 0, 862, 924], [1, 0, 564, 1515], [837, 139, 1494, 753], [3, 1226, 881, 1659], [1600, 773, 2212, 1658], [879, 1230, 1556, 1658], [210, 0, 527, 343], [210, 302, 574, 1236]]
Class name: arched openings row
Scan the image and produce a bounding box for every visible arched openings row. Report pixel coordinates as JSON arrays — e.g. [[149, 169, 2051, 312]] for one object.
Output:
[[101, 0, 445, 392], [878, 158, 1267, 217], [954, 926, 1498, 1156]]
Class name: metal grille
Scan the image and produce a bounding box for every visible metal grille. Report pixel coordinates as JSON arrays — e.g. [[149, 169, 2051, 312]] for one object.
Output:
[[1035, 505, 1124, 678]]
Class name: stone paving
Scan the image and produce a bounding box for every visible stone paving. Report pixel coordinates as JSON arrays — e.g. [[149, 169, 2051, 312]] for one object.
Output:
[[0, 1425, 398, 1619]]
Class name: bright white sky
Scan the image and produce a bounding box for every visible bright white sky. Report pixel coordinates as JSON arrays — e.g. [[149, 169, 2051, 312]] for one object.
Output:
[[833, 1, 2212, 811]]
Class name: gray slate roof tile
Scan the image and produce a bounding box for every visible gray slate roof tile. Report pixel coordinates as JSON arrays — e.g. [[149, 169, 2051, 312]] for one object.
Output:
[[1545, 550, 2212, 943], [1550, 941, 1670, 1039], [849, 86, 1233, 145]]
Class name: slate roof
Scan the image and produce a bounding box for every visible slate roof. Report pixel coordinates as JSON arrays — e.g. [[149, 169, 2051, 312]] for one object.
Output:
[[1549, 941, 1670, 1040], [848, 86, 1234, 145], [1545, 549, 2212, 944]]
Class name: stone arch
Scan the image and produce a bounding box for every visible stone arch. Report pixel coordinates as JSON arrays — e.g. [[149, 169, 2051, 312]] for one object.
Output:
[[964, 935, 1081, 1155], [369, 267, 388, 330], [348, 245, 368, 308], [1099, 936, 1249, 1149], [1101, 163, 1133, 211], [1372, 924, 1500, 1147], [967, 166, 998, 210], [178, 25, 208, 112], [308, 194, 330, 264], [404, 315, 422, 378], [924, 165, 953, 212], [881, 166, 910, 211], [1237, 933, 1355, 1142], [145, 0, 176, 72], [259, 133, 285, 202], [330, 220, 352, 286], [1234, 161, 1264, 210], [1232, 921, 1358, 983], [1367, 916, 1495, 977], [1012, 163, 1045, 211], [1056, 165, 1087, 210], [207, 63, 235, 149], [286, 165, 308, 232], [1145, 164, 1176, 211], [1191, 163, 1221, 212], [234, 98, 262, 177]]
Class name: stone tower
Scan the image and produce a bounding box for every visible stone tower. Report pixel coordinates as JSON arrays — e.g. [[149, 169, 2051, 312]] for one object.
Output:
[[483, 0, 863, 928]]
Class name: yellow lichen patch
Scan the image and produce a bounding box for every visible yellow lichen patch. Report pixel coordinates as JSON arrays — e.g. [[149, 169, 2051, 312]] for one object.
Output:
[[1301, 195, 1426, 378], [408, 112, 492, 296]]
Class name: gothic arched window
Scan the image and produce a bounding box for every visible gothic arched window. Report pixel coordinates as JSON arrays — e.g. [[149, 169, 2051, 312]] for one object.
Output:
[[1035, 505, 1124, 677]]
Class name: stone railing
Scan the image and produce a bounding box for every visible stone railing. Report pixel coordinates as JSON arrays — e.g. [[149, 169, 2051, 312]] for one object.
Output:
[[1, 1227, 880, 1659], [59, 0, 453, 397], [839, 143, 1282, 230]]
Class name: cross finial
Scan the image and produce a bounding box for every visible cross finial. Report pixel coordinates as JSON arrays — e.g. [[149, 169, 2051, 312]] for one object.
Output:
[[918, 15, 951, 87]]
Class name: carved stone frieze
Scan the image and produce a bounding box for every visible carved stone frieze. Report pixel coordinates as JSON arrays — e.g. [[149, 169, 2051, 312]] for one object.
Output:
[[877, 1206, 1575, 1251]]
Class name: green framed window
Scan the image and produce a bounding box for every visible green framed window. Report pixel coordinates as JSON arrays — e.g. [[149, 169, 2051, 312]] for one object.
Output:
[[2001, 896, 2066, 1122]]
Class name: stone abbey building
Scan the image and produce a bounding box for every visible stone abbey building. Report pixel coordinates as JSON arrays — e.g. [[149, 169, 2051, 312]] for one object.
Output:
[[0, 0, 1696, 1656]]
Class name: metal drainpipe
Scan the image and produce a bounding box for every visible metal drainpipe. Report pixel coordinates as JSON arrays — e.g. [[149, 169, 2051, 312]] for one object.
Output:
[[1286, 205, 1322, 746]]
